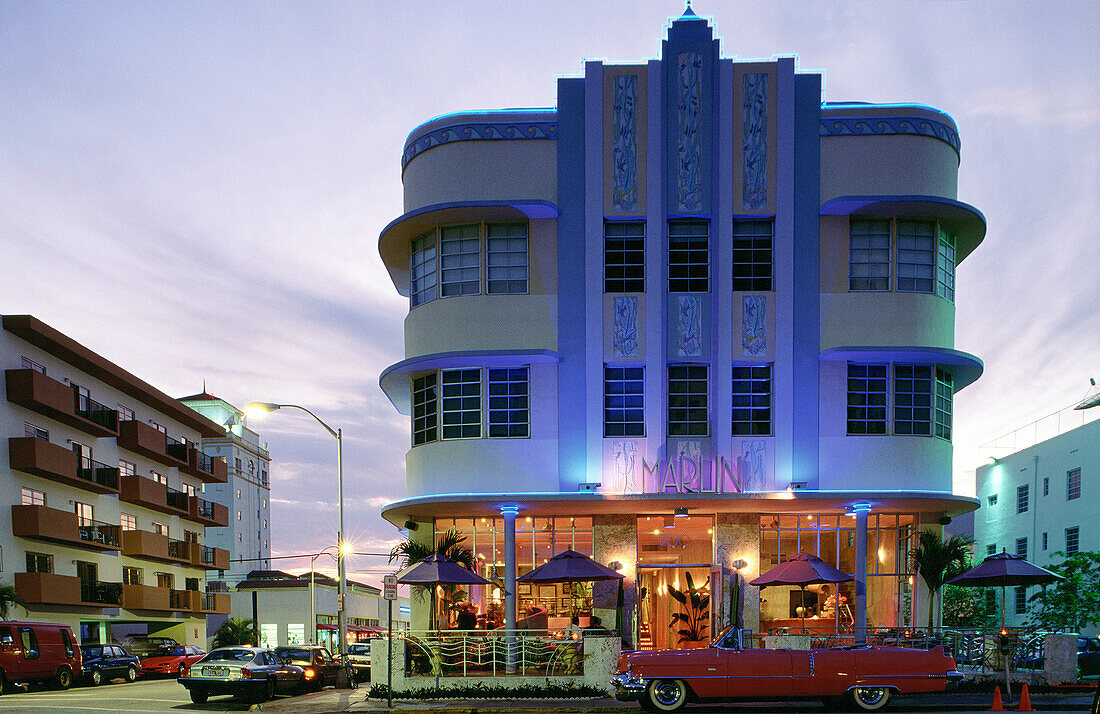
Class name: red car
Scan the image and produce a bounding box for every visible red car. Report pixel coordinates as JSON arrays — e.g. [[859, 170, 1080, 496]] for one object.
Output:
[[140, 645, 206, 678], [612, 626, 962, 711]]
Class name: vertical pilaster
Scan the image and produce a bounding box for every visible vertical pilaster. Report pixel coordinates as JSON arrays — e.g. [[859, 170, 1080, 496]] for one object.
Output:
[[854, 504, 870, 643], [501, 505, 518, 671]]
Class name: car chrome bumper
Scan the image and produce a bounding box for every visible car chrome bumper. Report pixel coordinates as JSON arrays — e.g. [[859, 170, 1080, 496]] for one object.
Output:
[[611, 672, 646, 701]]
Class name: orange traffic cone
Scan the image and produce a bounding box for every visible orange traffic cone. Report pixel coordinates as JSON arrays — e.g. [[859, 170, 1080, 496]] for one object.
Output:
[[989, 685, 1004, 711], [1017, 683, 1033, 712]]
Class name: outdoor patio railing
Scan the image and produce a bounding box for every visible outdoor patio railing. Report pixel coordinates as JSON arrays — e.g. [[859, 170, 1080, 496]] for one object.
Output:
[[398, 629, 586, 678]]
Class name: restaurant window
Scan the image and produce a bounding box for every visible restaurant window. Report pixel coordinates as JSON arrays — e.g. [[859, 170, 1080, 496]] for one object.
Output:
[[487, 367, 529, 437], [731, 364, 772, 435], [668, 220, 709, 292], [668, 364, 708, 436], [486, 222, 528, 294], [1014, 586, 1028, 615], [441, 369, 481, 439], [847, 364, 887, 435], [410, 231, 438, 307], [732, 219, 773, 291], [604, 221, 645, 293]]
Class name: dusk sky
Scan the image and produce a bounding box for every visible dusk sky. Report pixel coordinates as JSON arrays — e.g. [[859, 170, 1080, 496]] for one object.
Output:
[[2, 1, 1097, 587]]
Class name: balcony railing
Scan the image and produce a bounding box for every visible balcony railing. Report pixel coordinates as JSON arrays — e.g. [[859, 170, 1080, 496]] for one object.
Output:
[[185, 495, 228, 527], [5, 369, 118, 437], [168, 538, 190, 561], [77, 519, 122, 549], [398, 630, 588, 677], [199, 546, 216, 567], [80, 580, 123, 606], [166, 486, 189, 511], [76, 456, 120, 491], [8, 436, 119, 495], [164, 435, 188, 463], [74, 392, 118, 433]]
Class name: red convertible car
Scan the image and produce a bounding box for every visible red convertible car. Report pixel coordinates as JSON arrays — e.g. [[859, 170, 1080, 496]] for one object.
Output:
[[612, 626, 962, 711]]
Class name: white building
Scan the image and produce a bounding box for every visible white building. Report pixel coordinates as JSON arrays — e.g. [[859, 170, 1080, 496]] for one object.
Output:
[[974, 416, 1099, 632]]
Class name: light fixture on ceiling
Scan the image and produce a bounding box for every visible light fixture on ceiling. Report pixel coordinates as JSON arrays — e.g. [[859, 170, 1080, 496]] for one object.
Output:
[[674, 507, 689, 518], [662, 516, 676, 529]]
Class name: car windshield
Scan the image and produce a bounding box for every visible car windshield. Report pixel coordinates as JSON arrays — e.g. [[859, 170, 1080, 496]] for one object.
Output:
[[153, 646, 187, 657], [274, 647, 314, 663], [83, 646, 103, 658], [711, 625, 738, 648], [348, 645, 370, 655], [202, 649, 256, 663]]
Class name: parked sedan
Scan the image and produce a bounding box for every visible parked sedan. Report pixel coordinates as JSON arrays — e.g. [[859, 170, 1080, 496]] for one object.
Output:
[[80, 644, 140, 686], [139, 644, 206, 678], [178, 647, 304, 704], [273, 645, 342, 691], [612, 626, 962, 712]]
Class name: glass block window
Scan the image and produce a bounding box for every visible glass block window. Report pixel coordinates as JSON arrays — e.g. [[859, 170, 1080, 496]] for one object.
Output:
[[934, 368, 953, 440], [1017, 484, 1029, 514], [1014, 586, 1027, 615], [1067, 468, 1081, 500], [604, 366, 645, 437], [439, 224, 480, 297], [896, 220, 936, 292], [849, 219, 890, 291], [487, 368, 529, 438], [441, 369, 481, 439], [604, 222, 645, 293], [937, 226, 956, 301], [732, 219, 773, 291], [410, 232, 437, 307], [1065, 526, 1079, 554], [486, 223, 528, 294], [893, 364, 932, 435], [668, 364, 709, 436], [411, 373, 438, 446], [1015, 537, 1028, 560], [731, 365, 772, 436], [847, 364, 888, 435], [668, 220, 709, 292]]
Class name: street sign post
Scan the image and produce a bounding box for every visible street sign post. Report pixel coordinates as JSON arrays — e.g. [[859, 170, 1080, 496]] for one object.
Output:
[[384, 574, 397, 707]]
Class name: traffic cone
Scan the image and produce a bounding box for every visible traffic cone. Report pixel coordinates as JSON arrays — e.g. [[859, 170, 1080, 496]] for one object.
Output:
[[989, 685, 1004, 711], [1017, 683, 1033, 712]]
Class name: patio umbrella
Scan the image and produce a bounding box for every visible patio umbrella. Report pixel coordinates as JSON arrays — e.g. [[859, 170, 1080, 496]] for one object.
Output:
[[945, 552, 1063, 631], [398, 554, 494, 629], [518, 550, 625, 632], [750, 552, 855, 633]]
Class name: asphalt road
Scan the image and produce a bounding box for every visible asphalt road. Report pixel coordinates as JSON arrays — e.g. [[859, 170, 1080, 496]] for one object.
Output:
[[0, 676, 284, 713]]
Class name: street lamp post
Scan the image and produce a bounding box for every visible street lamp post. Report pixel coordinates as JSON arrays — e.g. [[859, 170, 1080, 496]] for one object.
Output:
[[247, 402, 348, 657], [309, 547, 338, 645]]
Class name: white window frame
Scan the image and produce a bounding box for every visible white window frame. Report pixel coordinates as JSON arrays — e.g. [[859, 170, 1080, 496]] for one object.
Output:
[[441, 368, 481, 439], [439, 224, 481, 297], [21, 487, 46, 507], [410, 231, 438, 307], [486, 222, 528, 295], [896, 220, 936, 293], [849, 219, 891, 291], [412, 373, 439, 446], [847, 364, 888, 435]]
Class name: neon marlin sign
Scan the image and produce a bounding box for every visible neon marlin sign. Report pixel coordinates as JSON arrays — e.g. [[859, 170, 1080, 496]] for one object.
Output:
[[641, 455, 745, 494]]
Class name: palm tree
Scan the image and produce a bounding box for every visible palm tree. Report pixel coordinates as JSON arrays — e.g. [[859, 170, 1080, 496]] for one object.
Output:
[[0, 585, 26, 619], [909, 529, 974, 631], [388, 528, 475, 569], [212, 617, 258, 647]]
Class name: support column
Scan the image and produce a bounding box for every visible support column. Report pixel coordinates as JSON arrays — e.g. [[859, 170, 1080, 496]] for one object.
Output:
[[853, 503, 870, 644], [501, 505, 518, 672]]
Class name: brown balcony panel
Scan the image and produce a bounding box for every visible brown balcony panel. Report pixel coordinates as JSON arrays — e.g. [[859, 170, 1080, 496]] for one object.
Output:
[[185, 496, 229, 527], [117, 420, 187, 467], [180, 447, 229, 484], [121, 529, 180, 564], [119, 473, 190, 517], [170, 589, 200, 613], [195, 545, 231, 572], [12, 505, 121, 552], [121, 583, 172, 611], [5, 369, 118, 437], [16, 572, 83, 605], [199, 592, 230, 614], [8, 437, 120, 495]]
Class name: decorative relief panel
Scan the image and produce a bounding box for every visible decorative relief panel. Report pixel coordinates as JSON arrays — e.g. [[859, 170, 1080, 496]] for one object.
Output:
[[677, 52, 702, 212], [401, 120, 558, 169], [739, 439, 768, 491], [742, 73, 768, 210], [677, 296, 703, 357], [675, 441, 701, 469], [820, 115, 961, 153], [612, 75, 638, 212], [613, 296, 639, 358], [611, 441, 638, 494], [741, 295, 766, 357]]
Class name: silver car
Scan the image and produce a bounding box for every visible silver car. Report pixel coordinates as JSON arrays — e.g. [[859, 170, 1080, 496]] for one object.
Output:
[[178, 647, 304, 704]]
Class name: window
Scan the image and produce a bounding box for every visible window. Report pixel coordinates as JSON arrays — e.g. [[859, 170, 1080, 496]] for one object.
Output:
[[262, 499, 267, 508], [72, 441, 91, 471], [26, 552, 53, 574], [21, 487, 46, 506], [604, 222, 645, 293], [1042, 532, 1048, 551], [1016, 537, 1028, 560], [440, 224, 480, 297], [937, 227, 956, 301], [849, 219, 890, 291], [731, 365, 772, 435], [74, 501, 93, 527], [1067, 468, 1081, 500], [120, 514, 137, 531], [1066, 526, 1079, 554], [150, 420, 167, 435], [1043, 476, 1049, 496], [934, 368, 953, 440], [486, 222, 528, 294], [119, 460, 136, 477], [1014, 586, 1027, 615], [24, 422, 48, 440], [249, 460, 255, 474], [732, 219, 773, 291], [235, 458, 242, 471], [156, 572, 173, 589], [1017, 484, 1029, 514], [847, 364, 887, 435], [410, 231, 438, 306], [893, 365, 932, 435], [117, 404, 135, 422], [151, 471, 167, 485], [183, 483, 196, 497], [238, 533, 243, 543], [237, 511, 242, 521], [604, 366, 645, 437], [896, 221, 935, 292], [986, 544, 996, 556], [487, 368, 529, 437], [71, 383, 90, 412], [123, 567, 142, 585], [61, 629, 74, 659], [153, 522, 168, 536], [21, 356, 45, 373], [668, 365, 709, 436], [236, 488, 241, 499], [412, 373, 438, 446], [668, 220, 709, 292], [987, 494, 998, 507], [19, 628, 39, 660], [441, 369, 481, 439]]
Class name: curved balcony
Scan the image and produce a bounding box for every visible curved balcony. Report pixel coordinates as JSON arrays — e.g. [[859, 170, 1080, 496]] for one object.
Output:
[[405, 437, 559, 498]]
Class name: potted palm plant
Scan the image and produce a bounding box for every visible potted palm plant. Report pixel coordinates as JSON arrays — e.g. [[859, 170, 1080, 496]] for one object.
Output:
[[668, 572, 710, 649]]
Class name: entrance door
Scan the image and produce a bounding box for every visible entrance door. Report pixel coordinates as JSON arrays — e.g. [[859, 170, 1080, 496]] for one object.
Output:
[[637, 566, 713, 651]]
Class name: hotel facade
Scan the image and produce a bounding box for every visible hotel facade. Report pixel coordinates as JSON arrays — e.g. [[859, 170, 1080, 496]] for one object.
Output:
[[378, 10, 985, 647]]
